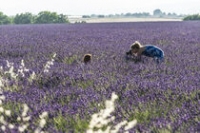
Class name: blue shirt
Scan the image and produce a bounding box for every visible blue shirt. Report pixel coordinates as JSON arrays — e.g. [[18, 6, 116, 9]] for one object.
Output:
[[141, 45, 164, 59]]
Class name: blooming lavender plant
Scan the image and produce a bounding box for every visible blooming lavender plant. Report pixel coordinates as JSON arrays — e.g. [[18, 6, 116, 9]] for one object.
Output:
[[0, 22, 199, 132], [0, 61, 49, 132]]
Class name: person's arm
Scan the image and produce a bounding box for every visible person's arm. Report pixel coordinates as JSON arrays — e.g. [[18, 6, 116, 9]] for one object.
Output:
[[137, 46, 145, 56], [126, 50, 132, 55], [134, 47, 145, 62]]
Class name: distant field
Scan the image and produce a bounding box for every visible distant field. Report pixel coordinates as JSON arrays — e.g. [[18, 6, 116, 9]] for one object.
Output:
[[69, 17, 182, 23]]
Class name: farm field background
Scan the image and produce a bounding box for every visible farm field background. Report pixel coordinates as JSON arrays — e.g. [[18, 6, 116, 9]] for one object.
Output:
[[68, 17, 182, 23], [0, 21, 200, 132]]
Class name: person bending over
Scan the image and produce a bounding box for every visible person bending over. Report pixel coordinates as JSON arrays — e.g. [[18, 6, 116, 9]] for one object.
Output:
[[128, 41, 164, 63]]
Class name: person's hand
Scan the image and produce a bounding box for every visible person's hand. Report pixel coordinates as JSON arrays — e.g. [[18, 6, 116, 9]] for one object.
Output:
[[126, 50, 132, 55], [132, 53, 137, 57]]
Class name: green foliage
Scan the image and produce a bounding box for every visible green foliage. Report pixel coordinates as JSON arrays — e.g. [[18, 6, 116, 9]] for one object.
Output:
[[14, 12, 34, 24], [35, 11, 69, 24], [0, 10, 69, 25], [125, 12, 150, 17], [62, 55, 78, 64], [57, 14, 69, 23], [153, 9, 163, 16], [71, 117, 89, 133], [53, 114, 68, 132], [2, 102, 25, 123], [132, 110, 151, 123], [97, 15, 105, 18], [0, 11, 11, 24], [82, 15, 90, 18], [71, 79, 94, 89], [53, 113, 88, 133], [152, 9, 178, 17], [183, 14, 200, 21]]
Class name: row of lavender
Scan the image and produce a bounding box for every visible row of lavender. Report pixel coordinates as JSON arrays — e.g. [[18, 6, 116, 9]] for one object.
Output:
[[0, 21, 200, 132]]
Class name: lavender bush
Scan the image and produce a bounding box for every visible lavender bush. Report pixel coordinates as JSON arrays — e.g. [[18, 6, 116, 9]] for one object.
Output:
[[0, 21, 200, 132]]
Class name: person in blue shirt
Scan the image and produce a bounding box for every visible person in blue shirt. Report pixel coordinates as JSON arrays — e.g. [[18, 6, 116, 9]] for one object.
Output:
[[126, 41, 164, 63]]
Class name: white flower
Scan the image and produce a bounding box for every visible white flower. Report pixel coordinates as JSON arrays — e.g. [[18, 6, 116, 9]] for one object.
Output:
[[111, 121, 127, 133], [111, 92, 118, 102], [0, 107, 4, 112], [18, 69, 25, 77], [23, 116, 31, 122], [5, 66, 18, 79], [0, 95, 5, 100], [44, 69, 49, 73], [49, 60, 54, 65], [52, 53, 57, 58], [39, 119, 46, 128], [87, 92, 137, 133], [86, 129, 93, 133], [1, 125, 6, 131], [18, 124, 29, 132], [17, 116, 21, 121], [34, 128, 40, 133], [21, 60, 24, 67], [43, 54, 56, 73], [18, 126, 25, 132], [22, 104, 29, 117], [89, 114, 98, 129], [0, 116, 6, 125], [87, 92, 117, 132], [5, 110, 11, 116], [24, 68, 29, 72], [39, 111, 48, 119], [6, 60, 12, 68], [30, 72, 36, 80], [17, 60, 29, 77], [124, 120, 137, 131], [8, 124, 15, 129]]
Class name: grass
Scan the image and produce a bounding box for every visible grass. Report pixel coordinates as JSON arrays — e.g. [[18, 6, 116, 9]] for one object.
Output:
[[53, 113, 89, 133]]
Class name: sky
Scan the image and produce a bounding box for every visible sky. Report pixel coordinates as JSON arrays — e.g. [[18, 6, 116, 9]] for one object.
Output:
[[0, 0, 199, 16]]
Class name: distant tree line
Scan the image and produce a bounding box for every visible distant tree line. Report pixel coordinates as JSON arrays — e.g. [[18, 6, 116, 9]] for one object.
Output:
[[152, 9, 181, 17], [82, 9, 185, 19], [0, 11, 69, 25], [1, 9, 194, 25], [183, 14, 200, 21], [0, 12, 11, 24]]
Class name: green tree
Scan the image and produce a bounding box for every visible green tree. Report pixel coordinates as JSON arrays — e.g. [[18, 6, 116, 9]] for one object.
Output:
[[57, 14, 69, 23], [153, 9, 162, 17], [183, 14, 200, 20], [0, 11, 11, 25], [14, 12, 34, 24], [97, 15, 105, 18], [35, 11, 57, 24], [35, 11, 69, 24], [82, 15, 90, 18]]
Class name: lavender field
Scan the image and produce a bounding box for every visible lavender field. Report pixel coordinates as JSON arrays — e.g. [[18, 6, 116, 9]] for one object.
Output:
[[0, 21, 200, 133]]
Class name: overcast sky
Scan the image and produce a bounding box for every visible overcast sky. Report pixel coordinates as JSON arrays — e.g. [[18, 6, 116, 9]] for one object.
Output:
[[0, 0, 199, 16]]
